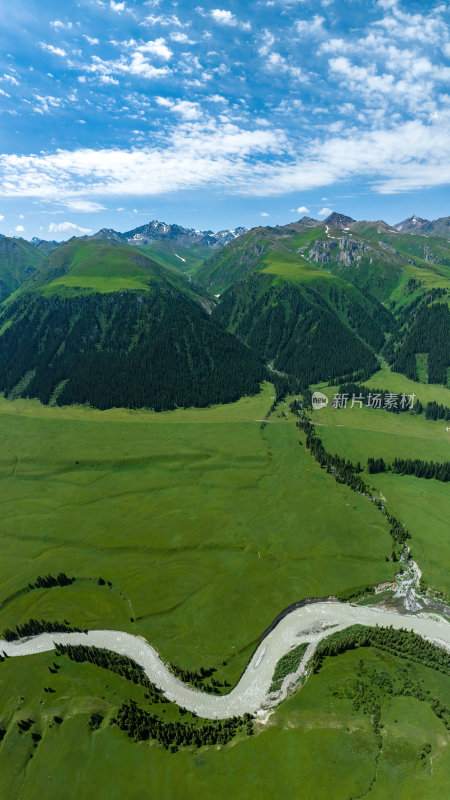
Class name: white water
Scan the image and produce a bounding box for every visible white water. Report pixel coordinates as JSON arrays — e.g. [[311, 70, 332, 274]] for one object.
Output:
[[2, 601, 449, 720]]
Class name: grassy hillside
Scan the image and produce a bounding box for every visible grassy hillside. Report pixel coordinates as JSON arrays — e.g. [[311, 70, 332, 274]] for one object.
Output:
[[320, 222, 450, 308], [0, 237, 44, 301], [17, 238, 197, 297], [135, 240, 213, 275], [0, 625, 448, 798], [0, 390, 396, 679], [205, 223, 397, 390], [365, 366, 450, 405], [196, 224, 324, 293], [0, 238, 265, 410], [309, 377, 450, 593], [197, 221, 449, 304], [198, 221, 449, 387], [214, 270, 390, 387], [0, 290, 264, 410]]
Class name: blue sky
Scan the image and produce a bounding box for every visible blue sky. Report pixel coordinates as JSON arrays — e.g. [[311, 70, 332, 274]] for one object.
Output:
[[0, 0, 449, 239]]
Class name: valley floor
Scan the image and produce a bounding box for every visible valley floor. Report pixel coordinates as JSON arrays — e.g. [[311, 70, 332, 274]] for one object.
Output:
[[0, 379, 448, 799]]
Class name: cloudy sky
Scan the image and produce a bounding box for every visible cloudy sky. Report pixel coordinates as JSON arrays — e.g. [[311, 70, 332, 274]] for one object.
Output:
[[0, 0, 449, 239]]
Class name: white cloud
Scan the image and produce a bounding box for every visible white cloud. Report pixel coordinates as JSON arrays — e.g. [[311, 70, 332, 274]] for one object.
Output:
[[0, 214, 4, 221], [242, 116, 450, 195], [297, 206, 309, 214], [318, 207, 332, 217], [211, 9, 236, 25], [64, 200, 106, 212], [84, 35, 100, 45], [137, 38, 172, 60], [49, 221, 92, 236], [100, 75, 119, 84], [85, 52, 171, 81], [373, 1, 447, 45], [15, 225, 25, 232], [327, 53, 449, 116], [296, 15, 325, 36], [210, 8, 250, 30], [155, 96, 173, 107], [50, 20, 73, 30], [110, 1, 126, 11], [170, 101, 201, 120], [170, 32, 193, 44], [127, 52, 170, 78], [33, 95, 63, 114], [316, 2, 450, 123], [266, 52, 307, 81], [0, 124, 283, 201], [40, 43, 67, 57], [3, 74, 19, 85], [258, 29, 307, 81], [259, 30, 275, 57], [260, 212, 269, 216], [143, 14, 183, 27], [1, 113, 449, 203], [0, 88, 10, 98]]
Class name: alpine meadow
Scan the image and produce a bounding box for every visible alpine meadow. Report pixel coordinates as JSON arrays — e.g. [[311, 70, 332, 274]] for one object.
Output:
[[0, 1, 450, 799]]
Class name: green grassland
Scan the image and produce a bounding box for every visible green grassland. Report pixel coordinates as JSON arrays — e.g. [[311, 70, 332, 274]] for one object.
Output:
[[0, 385, 396, 686], [0, 238, 44, 301], [10, 239, 196, 298], [331, 224, 450, 307], [135, 241, 213, 275], [292, 225, 450, 314], [310, 377, 450, 593], [366, 365, 450, 402], [195, 225, 325, 293], [1, 643, 448, 800]]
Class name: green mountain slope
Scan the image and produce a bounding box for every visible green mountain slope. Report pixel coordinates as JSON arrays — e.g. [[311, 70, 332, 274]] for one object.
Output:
[[197, 223, 394, 386], [198, 219, 449, 305], [134, 240, 214, 276], [195, 223, 322, 294], [18, 238, 201, 298], [0, 239, 264, 410], [201, 220, 449, 386], [214, 273, 384, 386], [349, 222, 450, 306], [0, 237, 44, 301], [387, 300, 450, 385]]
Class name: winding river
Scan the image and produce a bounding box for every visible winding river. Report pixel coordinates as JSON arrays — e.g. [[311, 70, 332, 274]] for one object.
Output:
[[2, 600, 450, 720]]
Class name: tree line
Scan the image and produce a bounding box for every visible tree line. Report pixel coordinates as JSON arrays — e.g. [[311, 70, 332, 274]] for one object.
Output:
[[336, 383, 421, 413], [425, 401, 450, 420], [3, 618, 84, 642], [169, 662, 230, 694], [28, 573, 75, 590], [311, 625, 450, 746], [113, 699, 253, 751], [0, 289, 265, 411], [337, 385, 450, 421], [55, 643, 167, 704], [270, 643, 308, 693], [295, 410, 411, 557], [390, 302, 449, 385], [309, 624, 450, 676], [368, 457, 449, 482], [215, 277, 381, 388]]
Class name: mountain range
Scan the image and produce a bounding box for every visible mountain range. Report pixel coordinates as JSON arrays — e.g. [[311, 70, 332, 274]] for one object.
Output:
[[0, 211, 448, 411]]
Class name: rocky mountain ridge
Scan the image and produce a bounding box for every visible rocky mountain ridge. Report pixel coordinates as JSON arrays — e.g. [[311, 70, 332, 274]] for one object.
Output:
[[394, 215, 450, 238], [88, 220, 248, 249]]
